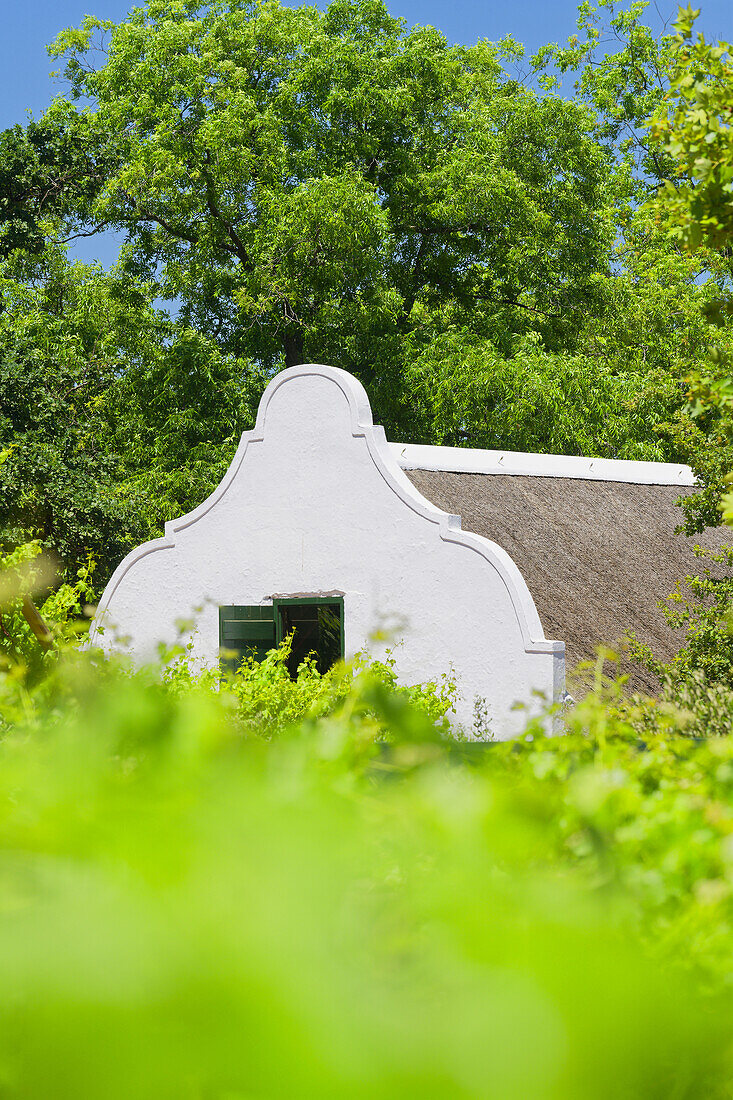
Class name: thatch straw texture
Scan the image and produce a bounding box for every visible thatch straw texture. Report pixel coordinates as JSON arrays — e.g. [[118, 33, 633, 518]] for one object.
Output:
[[407, 471, 730, 694]]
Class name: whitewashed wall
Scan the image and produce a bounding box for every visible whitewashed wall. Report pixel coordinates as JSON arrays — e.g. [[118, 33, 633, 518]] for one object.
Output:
[[90, 364, 564, 738]]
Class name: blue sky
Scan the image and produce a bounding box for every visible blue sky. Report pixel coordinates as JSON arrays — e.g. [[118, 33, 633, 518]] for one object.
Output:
[[4, 0, 731, 132], [2, 0, 731, 267]]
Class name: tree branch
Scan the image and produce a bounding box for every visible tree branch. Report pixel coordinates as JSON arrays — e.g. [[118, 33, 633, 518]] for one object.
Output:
[[200, 151, 252, 269], [119, 189, 202, 246], [21, 595, 54, 650], [60, 226, 110, 243]]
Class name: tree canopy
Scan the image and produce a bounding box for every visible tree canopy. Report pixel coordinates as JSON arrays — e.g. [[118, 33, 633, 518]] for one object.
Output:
[[45, 0, 618, 417]]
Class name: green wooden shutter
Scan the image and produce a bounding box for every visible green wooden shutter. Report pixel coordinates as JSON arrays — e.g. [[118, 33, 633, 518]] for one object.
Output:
[[219, 605, 275, 673]]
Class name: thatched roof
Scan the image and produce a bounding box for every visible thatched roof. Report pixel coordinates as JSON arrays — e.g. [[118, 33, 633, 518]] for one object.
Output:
[[405, 470, 730, 694]]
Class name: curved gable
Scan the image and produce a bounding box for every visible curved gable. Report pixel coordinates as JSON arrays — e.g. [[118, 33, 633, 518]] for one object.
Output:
[[91, 364, 563, 737]]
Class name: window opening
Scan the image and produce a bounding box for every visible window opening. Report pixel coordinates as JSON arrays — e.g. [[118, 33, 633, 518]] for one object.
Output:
[[274, 597, 344, 678]]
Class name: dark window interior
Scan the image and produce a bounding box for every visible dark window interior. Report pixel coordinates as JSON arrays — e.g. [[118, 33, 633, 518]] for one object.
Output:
[[276, 600, 343, 678]]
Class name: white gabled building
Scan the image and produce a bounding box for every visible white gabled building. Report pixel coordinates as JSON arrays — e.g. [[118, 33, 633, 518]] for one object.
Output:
[[91, 363, 724, 738]]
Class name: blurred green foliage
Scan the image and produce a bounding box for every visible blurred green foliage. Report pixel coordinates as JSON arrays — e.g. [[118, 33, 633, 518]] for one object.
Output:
[[0, 541, 94, 683], [1, 594, 733, 1095]]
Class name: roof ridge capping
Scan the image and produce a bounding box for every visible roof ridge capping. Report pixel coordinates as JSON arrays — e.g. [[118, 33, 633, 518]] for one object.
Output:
[[390, 442, 696, 487]]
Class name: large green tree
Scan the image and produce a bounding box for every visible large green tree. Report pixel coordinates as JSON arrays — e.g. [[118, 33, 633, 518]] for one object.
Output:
[[47, 0, 616, 434]]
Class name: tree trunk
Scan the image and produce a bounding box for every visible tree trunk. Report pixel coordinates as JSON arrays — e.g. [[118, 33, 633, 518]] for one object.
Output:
[[283, 329, 305, 369]]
